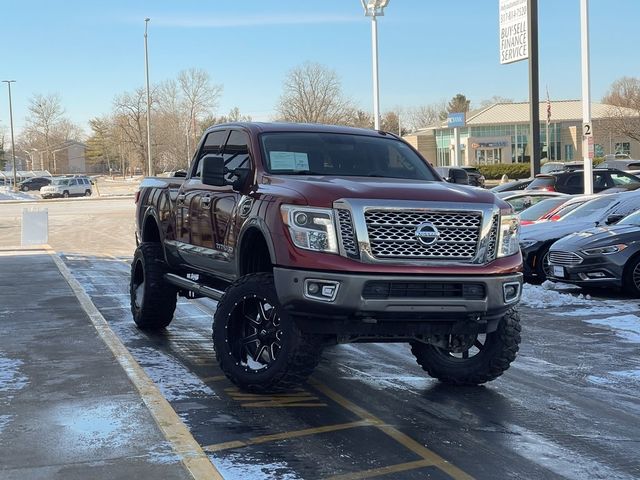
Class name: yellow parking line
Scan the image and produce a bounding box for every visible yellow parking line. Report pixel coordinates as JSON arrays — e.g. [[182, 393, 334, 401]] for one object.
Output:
[[309, 379, 474, 480], [203, 420, 372, 453], [325, 459, 434, 480], [50, 252, 223, 480]]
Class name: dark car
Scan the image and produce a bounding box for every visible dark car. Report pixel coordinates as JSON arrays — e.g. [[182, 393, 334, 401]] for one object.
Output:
[[548, 209, 640, 295], [18, 176, 51, 191], [519, 191, 640, 283], [527, 168, 640, 194], [460, 166, 485, 187], [490, 178, 533, 193], [434, 166, 469, 184]]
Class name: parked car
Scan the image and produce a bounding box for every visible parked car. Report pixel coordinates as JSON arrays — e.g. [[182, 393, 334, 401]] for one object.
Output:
[[434, 166, 469, 184], [519, 191, 640, 283], [490, 178, 533, 193], [527, 168, 640, 194], [40, 176, 92, 198], [548, 209, 640, 295], [536, 194, 600, 222], [496, 191, 566, 213], [599, 158, 640, 171], [540, 162, 565, 174], [459, 166, 485, 187], [18, 176, 51, 191], [518, 196, 574, 225]]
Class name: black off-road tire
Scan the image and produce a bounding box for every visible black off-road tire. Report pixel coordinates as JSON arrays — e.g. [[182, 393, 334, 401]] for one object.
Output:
[[410, 308, 521, 385], [213, 273, 323, 393], [130, 243, 177, 330]]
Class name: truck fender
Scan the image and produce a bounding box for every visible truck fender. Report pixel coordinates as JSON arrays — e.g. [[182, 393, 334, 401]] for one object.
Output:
[[141, 206, 163, 244], [236, 217, 277, 272]]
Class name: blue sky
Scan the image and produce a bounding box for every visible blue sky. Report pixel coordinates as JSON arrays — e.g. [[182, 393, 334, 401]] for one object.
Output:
[[1, 0, 639, 136]]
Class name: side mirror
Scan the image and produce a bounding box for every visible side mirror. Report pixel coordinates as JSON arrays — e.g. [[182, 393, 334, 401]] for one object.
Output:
[[606, 214, 624, 225], [452, 171, 469, 185], [201, 155, 226, 186]]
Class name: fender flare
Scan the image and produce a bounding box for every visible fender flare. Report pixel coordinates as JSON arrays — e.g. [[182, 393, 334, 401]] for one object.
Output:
[[236, 217, 277, 274]]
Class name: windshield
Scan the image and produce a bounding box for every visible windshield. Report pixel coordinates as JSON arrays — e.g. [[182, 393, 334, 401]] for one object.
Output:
[[260, 132, 437, 181], [51, 178, 70, 186], [519, 197, 569, 221], [561, 196, 619, 221], [619, 210, 640, 226]]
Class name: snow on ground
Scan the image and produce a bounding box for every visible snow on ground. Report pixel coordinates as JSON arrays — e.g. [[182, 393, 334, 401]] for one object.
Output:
[[0, 186, 36, 202], [520, 282, 593, 309], [584, 314, 640, 343]]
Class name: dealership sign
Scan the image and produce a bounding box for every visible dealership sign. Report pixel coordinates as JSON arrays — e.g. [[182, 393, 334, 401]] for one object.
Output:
[[499, 0, 528, 64]]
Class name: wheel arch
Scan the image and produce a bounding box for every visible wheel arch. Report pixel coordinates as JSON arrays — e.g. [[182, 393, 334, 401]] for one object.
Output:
[[141, 208, 162, 244], [237, 222, 276, 276]]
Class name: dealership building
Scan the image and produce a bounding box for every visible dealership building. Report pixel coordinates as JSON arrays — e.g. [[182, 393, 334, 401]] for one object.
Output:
[[403, 100, 640, 166]]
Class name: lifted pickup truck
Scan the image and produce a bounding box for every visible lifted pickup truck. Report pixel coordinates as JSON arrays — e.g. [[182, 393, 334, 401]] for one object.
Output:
[[131, 122, 523, 393]]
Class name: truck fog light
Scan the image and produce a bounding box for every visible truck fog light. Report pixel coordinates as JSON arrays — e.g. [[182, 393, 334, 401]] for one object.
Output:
[[304, 279, 340, 302], [503, 282, 521, 303]]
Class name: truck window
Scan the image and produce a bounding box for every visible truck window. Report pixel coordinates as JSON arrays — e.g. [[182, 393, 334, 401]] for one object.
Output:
[[193, 130, 228, 178], [260, 132, 436, 181], [223, 131, 251, 182]]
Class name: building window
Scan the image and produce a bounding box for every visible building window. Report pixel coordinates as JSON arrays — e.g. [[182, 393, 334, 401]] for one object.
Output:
[[615, 142, 631, 155], [564, 144, 574, 160]]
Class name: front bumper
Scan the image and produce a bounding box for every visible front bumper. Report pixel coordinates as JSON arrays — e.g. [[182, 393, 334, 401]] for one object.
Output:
[[547, 254, 624, 288], [41, 191, 63, 198], [273, 267, 522, 323]]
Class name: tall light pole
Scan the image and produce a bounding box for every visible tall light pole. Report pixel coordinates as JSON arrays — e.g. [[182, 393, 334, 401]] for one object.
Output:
[[2, 80, 18, 191], [580, 0, 593, 194], [360, 0, 389, 131], [144, 17, 153, 176]]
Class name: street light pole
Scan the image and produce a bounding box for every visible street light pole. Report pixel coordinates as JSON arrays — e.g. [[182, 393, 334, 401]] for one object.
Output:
[[144, 17, 153, 176], [580, 0, 593, 195], [361, 0, 389, 131], [2, 80, 18, 191]]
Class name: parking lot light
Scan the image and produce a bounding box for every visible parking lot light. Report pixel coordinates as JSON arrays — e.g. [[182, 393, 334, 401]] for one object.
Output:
[[2, 80, 18, 192]]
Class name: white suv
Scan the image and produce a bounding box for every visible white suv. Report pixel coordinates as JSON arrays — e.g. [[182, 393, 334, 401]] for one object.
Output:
[[40, 176, 92, 199]]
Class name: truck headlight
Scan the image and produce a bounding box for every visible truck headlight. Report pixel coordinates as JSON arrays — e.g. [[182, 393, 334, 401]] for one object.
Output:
[[497, 214, 520, 258], [281, 205, 338, 254]]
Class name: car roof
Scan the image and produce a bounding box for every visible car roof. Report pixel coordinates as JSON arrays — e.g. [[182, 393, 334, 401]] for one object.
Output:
[[204, 121, 397, 138]]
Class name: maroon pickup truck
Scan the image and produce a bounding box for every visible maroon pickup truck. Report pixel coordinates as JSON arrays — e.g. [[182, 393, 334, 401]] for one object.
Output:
[[131, 122, 523, 393]]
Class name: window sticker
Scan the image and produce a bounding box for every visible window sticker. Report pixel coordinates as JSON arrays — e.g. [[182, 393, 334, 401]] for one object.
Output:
[[269, 151, 309, 171]]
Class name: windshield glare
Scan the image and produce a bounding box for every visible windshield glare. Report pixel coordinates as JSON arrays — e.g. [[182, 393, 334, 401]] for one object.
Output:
[[52, 178, 70, 186], [519, 197, 568, 221], [619, 210, 640, 226], [260, 132, 437, 181], [560, 196, 618, 221]]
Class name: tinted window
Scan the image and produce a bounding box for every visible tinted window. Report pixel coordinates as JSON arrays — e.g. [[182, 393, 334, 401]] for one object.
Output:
[[561, 196, 619, 221], [193, 130, 228, 178], [223, 131, 252, 182], [529, 177, 555, 189], [261, 132, 437, 181], [610, 172, 640, 186]]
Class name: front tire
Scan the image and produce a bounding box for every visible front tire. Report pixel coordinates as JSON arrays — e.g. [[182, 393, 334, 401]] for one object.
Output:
[[623, 255, 640, 296], [213, 273, 323, 393], [411, 308, 521, 385], [62, 191, 69, 198], [130, 243, 177, 330]]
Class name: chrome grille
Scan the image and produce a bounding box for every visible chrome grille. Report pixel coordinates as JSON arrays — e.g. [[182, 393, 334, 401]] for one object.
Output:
[[364, 210, 482, 259], [549, 251, 583, 266], [336, 209, 358, 257], [486, 214, 499, 261]]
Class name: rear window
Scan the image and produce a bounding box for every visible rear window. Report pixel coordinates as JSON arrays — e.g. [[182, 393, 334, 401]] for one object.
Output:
[[519, 197, 568, 221], [528, 177, 556, 189]]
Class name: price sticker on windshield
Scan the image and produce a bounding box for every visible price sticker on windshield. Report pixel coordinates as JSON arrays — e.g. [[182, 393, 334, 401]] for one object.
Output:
[[583, 122, 593, 137]]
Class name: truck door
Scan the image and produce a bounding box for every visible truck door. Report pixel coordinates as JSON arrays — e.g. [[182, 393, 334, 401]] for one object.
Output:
[[195, 130, 252, 278], [173, 129, 228, 267]]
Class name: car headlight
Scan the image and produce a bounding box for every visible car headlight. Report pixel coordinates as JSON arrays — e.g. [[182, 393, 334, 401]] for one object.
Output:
[[497, 213, 520, 257], [281, 205, 338, 254], [581, 244, 627, 255]]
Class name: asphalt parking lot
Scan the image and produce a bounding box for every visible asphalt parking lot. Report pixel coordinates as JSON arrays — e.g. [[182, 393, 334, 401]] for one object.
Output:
[[1, 197, 639, 479]]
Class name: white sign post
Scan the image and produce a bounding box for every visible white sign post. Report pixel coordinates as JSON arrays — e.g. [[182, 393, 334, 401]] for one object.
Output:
[[499, 0, 529, 64]]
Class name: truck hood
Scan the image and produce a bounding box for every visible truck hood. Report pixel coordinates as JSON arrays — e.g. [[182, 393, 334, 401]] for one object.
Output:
[[265, 175, 500, 207], [551, 224, 640, 251]]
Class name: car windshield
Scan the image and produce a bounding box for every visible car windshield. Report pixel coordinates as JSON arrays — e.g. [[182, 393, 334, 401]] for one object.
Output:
[[51, 178, 70, 186], [560, 195, 620, 221], [260, 132, 437, 181], [619, 210, 640, 226], [519, 197, 569, 221]]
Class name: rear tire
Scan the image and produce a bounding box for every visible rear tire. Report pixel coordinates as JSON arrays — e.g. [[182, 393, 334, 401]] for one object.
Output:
[[411, 308, 521, 385], [130, 243, 177, 330], [213, 273, 323, 393], [62, 191, 69, 198], [85, 190, 92, 196]]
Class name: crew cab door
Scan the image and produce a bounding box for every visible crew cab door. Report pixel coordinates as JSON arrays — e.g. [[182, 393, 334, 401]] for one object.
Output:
[[173, 129, 229, 267], [194, 129, 253, 278]]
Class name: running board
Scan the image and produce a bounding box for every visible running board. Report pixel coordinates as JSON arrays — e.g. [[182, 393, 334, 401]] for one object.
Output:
[[164, 273, 225, 301]]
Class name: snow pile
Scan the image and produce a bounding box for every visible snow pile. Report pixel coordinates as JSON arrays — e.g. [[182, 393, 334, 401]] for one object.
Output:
[[0, 187, 36, 202], [585, 314, 640, 343], [520, 282, 593, 309]]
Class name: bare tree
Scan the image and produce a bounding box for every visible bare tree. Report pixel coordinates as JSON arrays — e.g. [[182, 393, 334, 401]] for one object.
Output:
[[406, 102, 447, 132], [478, 95, 514, 109], [602, 77, 640, 142], [23, 94, 65, 170], [276, 62, 355, 125], [113, 88, 150, 175], [178, 68, 223, 150]]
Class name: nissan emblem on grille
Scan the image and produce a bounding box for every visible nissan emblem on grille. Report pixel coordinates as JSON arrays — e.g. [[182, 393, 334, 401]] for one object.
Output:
[[415, 222, 440, 246]]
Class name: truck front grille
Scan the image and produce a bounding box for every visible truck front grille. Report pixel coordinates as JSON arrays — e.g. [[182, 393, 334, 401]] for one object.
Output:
[[336, 209, 358, 257], [364, 210, 482, 260]]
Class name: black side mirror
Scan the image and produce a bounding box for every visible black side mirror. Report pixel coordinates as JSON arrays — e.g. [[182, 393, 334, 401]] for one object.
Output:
[[201, 155, 226, 186], [606, 214, 624, 225], [452, 171, 469, 185]]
